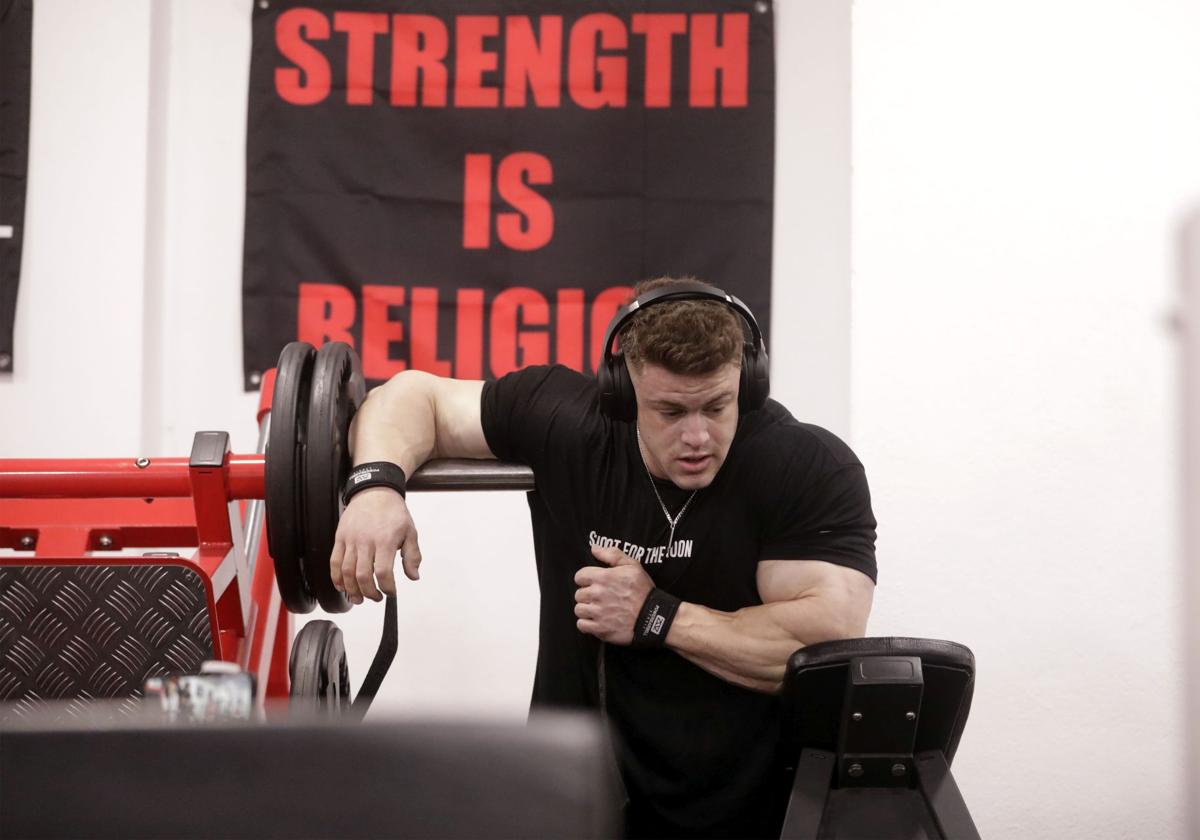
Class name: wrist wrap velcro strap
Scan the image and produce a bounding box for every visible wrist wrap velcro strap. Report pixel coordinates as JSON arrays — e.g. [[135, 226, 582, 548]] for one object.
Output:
[[342, 461, 407, 506], [631, 589, 681, 648]]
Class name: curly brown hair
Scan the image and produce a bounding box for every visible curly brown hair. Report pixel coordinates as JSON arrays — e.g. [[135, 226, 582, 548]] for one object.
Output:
[[618, 276, 745, 375]]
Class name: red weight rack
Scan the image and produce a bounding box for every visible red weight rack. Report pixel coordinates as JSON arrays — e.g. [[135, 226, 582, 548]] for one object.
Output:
[[0, 370, 290, 714]]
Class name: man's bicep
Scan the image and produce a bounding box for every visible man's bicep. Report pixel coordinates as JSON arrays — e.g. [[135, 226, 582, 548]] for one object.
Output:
[[756, 559, 875, 639], [430, 379, 495, 460]]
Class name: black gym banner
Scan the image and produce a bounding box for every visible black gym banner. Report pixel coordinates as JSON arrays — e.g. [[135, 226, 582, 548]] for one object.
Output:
[[242, 0, 774, 388], [0, 0, 33, 374]]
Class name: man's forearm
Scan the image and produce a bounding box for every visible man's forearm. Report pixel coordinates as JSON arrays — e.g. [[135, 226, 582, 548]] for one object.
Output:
[[665, 597, 858, 694], [348, 370, 439, 475]]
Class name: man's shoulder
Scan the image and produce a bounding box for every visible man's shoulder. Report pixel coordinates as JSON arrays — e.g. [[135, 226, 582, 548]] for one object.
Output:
[[494, 363, 594, 390], [483, 364, 602, 433], [738, 400, 863, 469]]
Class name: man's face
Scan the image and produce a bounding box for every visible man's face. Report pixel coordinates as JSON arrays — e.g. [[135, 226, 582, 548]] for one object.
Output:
[[630, 361, 741, 490]]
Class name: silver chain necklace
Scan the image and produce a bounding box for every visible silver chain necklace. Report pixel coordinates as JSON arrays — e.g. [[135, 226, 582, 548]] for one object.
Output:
[[636, 426, 698, 553]]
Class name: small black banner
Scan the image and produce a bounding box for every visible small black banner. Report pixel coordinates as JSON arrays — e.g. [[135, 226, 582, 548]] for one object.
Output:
[[0, 0, 33, 374], [242, 0, 775, 388]]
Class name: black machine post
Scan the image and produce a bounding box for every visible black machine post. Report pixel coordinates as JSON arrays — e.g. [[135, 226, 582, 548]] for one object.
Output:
[[838, 655, 923, 787], [915, 750, 982, 840], [778, 638, 981, 840]]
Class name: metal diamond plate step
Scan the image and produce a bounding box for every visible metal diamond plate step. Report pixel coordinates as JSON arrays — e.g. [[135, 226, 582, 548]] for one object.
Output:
[[0, 564, 214, 723]]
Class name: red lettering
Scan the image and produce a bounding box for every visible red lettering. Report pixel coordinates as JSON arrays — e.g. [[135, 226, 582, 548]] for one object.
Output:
[[362, 285, 406, 380], [455, 288, 485, 379], [297, 282, 354, 346], [555, 288, 585, 370], [491, 288, 550, 376], [391, 15, 448, 107], [690, 13, 748, 108], [275, 9, 331, 105], [590, 286, 633, 372], [296, 283, 639, 381], [496, 153, 553, 251], [410, 287, 452, 375], [334, 12, 387, 105], [462, 153, 492, 249], [568, 14, 627, 109], [455, 16, 500, 107], [278, 12, 753, 112], [632, 14, 686, 108], [504, 16, 562, 107]]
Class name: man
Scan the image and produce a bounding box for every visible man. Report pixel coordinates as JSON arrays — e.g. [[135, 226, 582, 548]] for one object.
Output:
[[330, 277, 877, 838]]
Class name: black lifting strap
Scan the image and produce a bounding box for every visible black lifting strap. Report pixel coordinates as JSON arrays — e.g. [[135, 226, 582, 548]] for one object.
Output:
[[350, 594, 398, 721]]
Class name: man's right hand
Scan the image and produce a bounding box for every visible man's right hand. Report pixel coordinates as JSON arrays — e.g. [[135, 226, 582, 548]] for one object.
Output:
[[329, 486, 422, 603], [330, 370, 489, 604]]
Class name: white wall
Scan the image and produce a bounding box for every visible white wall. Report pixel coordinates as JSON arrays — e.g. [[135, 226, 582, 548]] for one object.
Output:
[[853, 1, 1198, 837], [1181, 212, 1200, 840], [5, 0, 151, 457], [773, 0, 852, 433], [2, 1, 1197, 837]]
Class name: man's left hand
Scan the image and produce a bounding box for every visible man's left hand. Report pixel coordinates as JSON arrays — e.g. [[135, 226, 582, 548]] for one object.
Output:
[[574, 545, 655, 644]]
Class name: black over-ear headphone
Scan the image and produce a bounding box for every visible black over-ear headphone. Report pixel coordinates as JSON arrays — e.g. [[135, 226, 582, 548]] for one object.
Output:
[[597, 281, 770, 421]]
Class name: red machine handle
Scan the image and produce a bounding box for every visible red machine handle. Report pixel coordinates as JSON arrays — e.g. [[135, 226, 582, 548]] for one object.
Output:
[[0, 455, 267, 500]]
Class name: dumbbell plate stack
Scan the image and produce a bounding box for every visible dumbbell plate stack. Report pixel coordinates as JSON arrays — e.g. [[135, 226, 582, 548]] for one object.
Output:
[[304, 341, 365, 614], [265, 342, 318, 614]]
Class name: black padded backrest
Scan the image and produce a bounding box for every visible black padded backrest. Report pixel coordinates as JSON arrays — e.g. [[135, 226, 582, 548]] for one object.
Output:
[[0, 713, 619, 839], [781, 637, 975, 765]]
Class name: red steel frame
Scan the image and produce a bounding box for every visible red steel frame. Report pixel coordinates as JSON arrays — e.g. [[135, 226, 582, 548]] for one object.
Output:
[[0, 369, 292, 707]]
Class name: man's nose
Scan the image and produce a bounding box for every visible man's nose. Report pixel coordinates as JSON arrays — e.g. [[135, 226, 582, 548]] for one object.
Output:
[[680, 413, 710, 448]]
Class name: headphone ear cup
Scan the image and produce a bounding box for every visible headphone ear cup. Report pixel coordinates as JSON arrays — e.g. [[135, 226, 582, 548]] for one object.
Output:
[[738, 345, 770, 413], [599, 354, 638, 421], [597, 354, 617, 418], [612, 355, 637, 422]]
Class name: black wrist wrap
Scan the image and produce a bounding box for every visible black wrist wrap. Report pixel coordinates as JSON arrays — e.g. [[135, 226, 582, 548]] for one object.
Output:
[[631, 589, 681, 648], [342, 461, 407, 506]]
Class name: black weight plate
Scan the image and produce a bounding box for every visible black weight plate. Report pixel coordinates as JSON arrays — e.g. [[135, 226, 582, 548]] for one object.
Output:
[[265, 342, 318, 614], [304, 342, 365, 613], [289, 619, 351, 716]]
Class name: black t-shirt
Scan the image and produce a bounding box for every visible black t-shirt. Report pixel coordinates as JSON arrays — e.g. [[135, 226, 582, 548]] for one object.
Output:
[[480, 366, 877, 838]]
